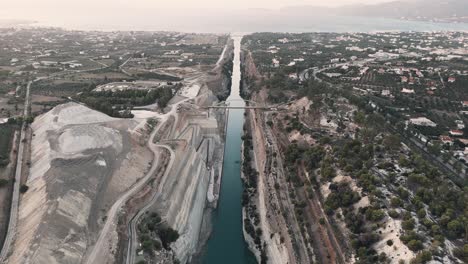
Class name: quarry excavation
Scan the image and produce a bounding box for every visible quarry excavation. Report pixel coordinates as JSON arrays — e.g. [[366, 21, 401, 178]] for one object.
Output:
[[0, 34, 233, 264], [4, 80, 226, 264]]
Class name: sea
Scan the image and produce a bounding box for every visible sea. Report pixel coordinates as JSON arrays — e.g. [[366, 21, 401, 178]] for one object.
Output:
[[3, 8, 468, 33]]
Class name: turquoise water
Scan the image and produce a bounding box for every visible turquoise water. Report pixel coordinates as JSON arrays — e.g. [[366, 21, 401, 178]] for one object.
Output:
[[201, 107, 257, 264], [200, 36, 257, 264]]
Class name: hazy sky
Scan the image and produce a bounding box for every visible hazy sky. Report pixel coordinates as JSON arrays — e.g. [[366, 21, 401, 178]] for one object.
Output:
[[3, 0, 436, 32], [3, 0, 397, 9]]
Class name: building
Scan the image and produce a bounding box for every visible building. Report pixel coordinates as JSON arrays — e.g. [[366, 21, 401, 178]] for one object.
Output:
[[402, 88, 415, 94], [456, 120, 465, 130], [449, 130, 464, 137], [409, 117, 437, 127], [440, 135, 454, 146], [381, 90, 391, 97], [272, 58, 280, 68]]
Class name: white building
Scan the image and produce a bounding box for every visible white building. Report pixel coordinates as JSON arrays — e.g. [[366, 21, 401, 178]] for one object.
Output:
[[409, 117, 437, 127]]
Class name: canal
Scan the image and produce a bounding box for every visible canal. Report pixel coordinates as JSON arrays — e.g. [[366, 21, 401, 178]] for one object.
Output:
[[201, 35, 257, 264]]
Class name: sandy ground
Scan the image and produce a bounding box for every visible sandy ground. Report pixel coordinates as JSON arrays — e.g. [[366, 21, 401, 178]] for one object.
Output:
[[320, 117, 339, 131], [288, 130, 316, 145], [179, 84, 200, 98], [374, 218, 416, 263]]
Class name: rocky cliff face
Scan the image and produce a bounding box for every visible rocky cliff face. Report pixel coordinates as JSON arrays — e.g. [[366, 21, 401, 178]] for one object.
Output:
[[206, 39, 234, 101], [155, 92, 224, 264], [240, 49, 261, 99]]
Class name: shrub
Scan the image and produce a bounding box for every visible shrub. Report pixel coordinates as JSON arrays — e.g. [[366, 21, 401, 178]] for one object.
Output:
[[20, 184, 29, 193], [402, 218, 415, 231], [407, 240, 424, 252], [388, 210, 400, 218], [0, 179, 8, 188]]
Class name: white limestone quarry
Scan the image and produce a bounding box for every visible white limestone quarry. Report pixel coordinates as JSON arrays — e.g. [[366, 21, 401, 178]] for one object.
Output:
[[28, 103, 118, 182], [152, 104, 224, 264], [7, 103, 145, 264], [58, 125, 122, 155]]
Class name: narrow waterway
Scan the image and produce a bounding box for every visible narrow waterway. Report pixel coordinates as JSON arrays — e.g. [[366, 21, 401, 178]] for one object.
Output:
[[201, 36, 257, 264]]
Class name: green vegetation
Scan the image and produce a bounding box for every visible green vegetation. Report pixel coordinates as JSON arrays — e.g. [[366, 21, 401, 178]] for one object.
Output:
[[0, 124, 15, 167], [241, 118, 268, 264], [78, 87, 175, 118], [218, 54, 233, 101], [20, 184, 29, 193], [134, 72, 182, 82], [241, 31, 468, 264], [138, 212, 179, 255], [325, 182, 360, 212], [0, 179, 8, 188]]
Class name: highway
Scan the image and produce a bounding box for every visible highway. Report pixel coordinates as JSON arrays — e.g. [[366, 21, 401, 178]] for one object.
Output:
[[0, 80, 31, 262]]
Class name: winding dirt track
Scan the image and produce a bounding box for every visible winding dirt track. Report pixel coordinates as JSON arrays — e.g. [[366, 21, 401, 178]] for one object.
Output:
[[84, 100, 183, 264]]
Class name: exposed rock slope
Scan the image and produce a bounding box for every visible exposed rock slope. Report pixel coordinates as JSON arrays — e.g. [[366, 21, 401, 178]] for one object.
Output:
[[7, 103, 151, 264]]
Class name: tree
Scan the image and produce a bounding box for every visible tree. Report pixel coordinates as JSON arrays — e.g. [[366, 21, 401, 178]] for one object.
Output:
[[447, 219, 464, 239], [402, 218, 416, 230], [399, 155, 411, 167], [410, 250, 432, 264], [141, 239, 154, 252], [407, 240, 424, 251], [388, 210, 400, 218], [369, 209, 385, 222], [0, 179, 8, 188], [158, 227, 179, 249], [391, 197, 403, 207], [20, 184, 29, 193], [427, 142, 441, 156], [453, 244, 468, 263], [383, 134, 401, 151], [417, 208, 426, 219], [354, 111, 366, 125]]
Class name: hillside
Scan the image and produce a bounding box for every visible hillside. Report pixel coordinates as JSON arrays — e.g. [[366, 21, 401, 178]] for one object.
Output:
[[281, 0, 468, 23]]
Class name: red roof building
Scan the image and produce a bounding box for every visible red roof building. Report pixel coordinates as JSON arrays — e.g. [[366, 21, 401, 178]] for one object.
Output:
[[449, 130, 464, 137]]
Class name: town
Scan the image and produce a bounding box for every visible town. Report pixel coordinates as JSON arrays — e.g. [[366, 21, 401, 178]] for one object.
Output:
[[239, 32, 467, 264]]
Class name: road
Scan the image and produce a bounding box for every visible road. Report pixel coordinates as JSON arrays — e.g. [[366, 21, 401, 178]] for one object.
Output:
[[0, 80, 31, 262], [84, 98, 184, 264], [125, 143, 175, 264], [124, 94, 195, 264], [206, 106, 276, 110]]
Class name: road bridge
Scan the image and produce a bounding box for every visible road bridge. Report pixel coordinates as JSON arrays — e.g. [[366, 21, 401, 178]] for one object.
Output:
[[204, 99, 282, 111]]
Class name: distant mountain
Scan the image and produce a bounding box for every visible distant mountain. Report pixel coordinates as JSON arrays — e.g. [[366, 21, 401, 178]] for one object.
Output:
[[282, 0, 468, 23]]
